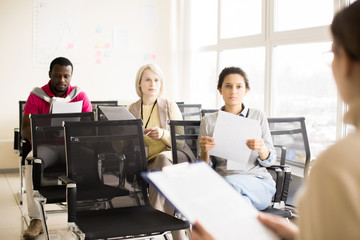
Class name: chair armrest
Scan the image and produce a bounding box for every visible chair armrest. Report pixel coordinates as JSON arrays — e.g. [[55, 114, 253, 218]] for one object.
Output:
[[58, 175, 77, 223], [14, 128, 19, 152], [266, 166, 284, 203], [31, 158, 43, 190], [58, 175, 75, 185], [274, 145, 287, 165], [268, 165, 292, 204], [20, 140, 32, 164], [277, 166, 291, 203], [25, 156, 34, 165], [26, 156, 43, 190]]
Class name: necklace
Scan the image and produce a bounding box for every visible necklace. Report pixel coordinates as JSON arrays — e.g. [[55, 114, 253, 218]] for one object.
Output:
[[141, 99, 157, 129]]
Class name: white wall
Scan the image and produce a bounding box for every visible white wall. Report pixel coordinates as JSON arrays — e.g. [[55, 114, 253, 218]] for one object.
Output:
[[0, 0, 183, 170]]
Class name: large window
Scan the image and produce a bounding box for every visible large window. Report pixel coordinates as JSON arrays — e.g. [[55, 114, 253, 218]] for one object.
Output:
[[184, 0, 348, 159], [274, 0, 334, 31], [220, 0, 262, 38], [273, 42, 337, 156]]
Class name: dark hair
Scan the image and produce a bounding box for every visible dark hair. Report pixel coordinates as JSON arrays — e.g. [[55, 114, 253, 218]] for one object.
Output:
[[217, 67, 250, 90], [49, 57, 74, 73], [331, 1, 360, 61]]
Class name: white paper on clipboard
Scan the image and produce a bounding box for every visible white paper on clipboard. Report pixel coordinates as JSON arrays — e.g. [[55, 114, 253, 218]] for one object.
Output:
[[142, 162, 278, 240]]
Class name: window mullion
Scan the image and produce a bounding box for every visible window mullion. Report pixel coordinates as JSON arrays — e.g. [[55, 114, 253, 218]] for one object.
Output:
[[215, 0, 221, 108], [264, 0, 273, 116]]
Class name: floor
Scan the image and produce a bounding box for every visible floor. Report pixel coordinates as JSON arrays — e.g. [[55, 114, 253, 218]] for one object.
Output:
[[1, 170, 299, 239], [0, 172, 180, 240], [0, 172, 75, 239]]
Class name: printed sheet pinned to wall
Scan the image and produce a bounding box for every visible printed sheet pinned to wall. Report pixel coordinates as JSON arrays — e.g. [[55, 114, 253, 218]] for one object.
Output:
[[33, 0, 83, 66]]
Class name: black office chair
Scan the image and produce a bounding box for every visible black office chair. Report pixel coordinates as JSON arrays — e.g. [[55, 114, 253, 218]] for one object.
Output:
[[90, 100, 118, 120], [14, 100, 31, 205], [169, 119, 293, 218], [201, 108, 218, 118], [62, 119, 190, 240], [267, 117, 311, 210], [177, 103, 202, 120], [27, 112, 94, 239], [268, 117, 311, 173], [169, 120, 201, 164]]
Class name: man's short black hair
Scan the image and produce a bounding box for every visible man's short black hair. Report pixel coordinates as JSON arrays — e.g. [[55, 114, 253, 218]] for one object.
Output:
[[49, 57, 73, 73]]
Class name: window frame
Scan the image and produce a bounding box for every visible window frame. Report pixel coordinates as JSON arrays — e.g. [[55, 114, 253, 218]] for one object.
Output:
[[179, 0, 352, 151]]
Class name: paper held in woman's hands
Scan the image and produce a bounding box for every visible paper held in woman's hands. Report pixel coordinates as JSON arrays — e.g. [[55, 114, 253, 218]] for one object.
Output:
[[141, 162, 278, 240], [209, 111, 261, 170]]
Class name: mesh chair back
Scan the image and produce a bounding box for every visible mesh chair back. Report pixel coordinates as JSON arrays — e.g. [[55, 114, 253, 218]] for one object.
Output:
[[268, 117, 311, 175], [30, 112, 94, 185], [201, 109, 218, 117], [64, 119, 148, 207], [91, 100, 118, 120], [170, 120, 201, 164], [177, 103, 202, 120]]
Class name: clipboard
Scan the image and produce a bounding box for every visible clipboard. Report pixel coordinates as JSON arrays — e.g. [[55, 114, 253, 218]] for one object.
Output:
[[141, 162, 278, 240], [98, 105, 136, 120], [98, 105, 145, 132]]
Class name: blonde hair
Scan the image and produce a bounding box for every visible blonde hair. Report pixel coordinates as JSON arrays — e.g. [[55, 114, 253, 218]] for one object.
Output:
[[135, 64, 164, 98]]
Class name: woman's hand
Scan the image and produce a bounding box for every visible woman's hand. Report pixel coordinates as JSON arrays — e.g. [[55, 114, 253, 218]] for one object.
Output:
[[258, 212, 298, 240], [144, 127, 164, 139], [246, 139, 270, 160], [199, 136, 215, 164], [191, 222, 215, 240], [199, 136, 215, 153]]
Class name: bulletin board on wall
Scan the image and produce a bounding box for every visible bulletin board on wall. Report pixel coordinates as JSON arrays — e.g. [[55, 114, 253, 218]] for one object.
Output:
[[31, 0, 177, 104], [33, 0, 83, 66], [32, 0, 162, 67]]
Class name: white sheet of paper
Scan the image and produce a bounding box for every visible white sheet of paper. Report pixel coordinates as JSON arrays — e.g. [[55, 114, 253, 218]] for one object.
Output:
[[209, 111, 261, 170], [51, 101, 82, 113], [144, 162, 278, 240]]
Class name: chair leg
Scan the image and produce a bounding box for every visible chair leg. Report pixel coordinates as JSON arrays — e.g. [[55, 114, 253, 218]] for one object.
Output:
[[34, 192, 50, 240], [164, 232, 172, 240], [69, 223, 85, 240], [18, 157, 25, 205]]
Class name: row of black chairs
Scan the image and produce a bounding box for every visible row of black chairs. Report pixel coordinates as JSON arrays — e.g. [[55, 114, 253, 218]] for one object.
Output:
[[13, 100, 120, 205], [14, 100, 311, 238], [177, 103, 218, 120], [169, 117, 311, 218], [26, 112, 190, 239]]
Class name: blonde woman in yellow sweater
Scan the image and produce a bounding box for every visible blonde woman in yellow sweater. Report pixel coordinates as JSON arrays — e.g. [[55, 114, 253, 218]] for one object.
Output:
[[127, 64, 191, 240]]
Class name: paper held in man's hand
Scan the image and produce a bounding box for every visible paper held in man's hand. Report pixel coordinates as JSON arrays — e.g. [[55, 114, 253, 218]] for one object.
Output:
[[142, 162, 278, 240], [52, 101, 83, 113], [51, 101, 83, 126], [209, 111, 261, 170]]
